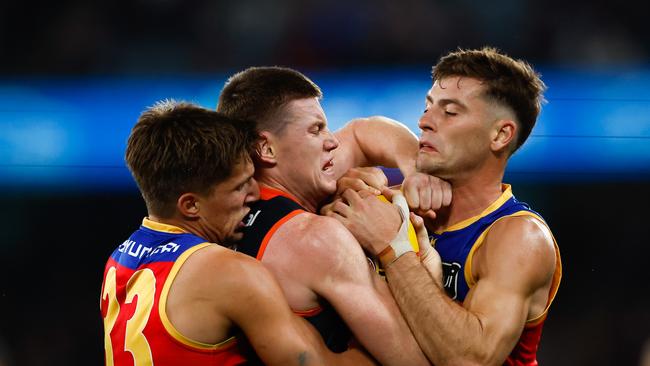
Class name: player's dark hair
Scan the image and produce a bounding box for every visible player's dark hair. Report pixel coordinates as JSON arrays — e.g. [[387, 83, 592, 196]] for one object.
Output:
[[217, 66, 322, 135], [125, 100, 258, 217], [433, 47, 546, 154]]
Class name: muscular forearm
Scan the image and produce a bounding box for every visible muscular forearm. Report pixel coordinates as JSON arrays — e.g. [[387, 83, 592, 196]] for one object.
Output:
[[377, 302, 431, 366], [385, 252, 494, 366], [349, 283, 431, 366]]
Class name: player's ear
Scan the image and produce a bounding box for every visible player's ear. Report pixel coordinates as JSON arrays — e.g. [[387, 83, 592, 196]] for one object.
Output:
[[178, 193, 200, 218], [491, 119, 516, 154], [257, 131, 277, 164]]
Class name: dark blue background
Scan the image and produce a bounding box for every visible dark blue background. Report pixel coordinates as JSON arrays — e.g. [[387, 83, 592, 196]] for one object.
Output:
[[2, 68, 649, 189]]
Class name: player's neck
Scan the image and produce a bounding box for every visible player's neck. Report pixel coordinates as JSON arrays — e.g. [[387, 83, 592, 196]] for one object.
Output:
[[257, 177, 320, 213], [148, 215, 212, 242], [433, 173, 504, 232]]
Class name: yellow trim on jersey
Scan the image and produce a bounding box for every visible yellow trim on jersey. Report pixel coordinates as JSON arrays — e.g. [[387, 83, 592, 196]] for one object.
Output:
[[142, 218, 188, 234], [435, 184, 513, 234], [158, 242, 237, 350], [463, 210, 562, 324]]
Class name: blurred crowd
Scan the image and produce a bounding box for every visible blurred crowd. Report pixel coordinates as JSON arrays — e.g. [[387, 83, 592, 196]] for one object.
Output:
[[2, 0, 649, 75]]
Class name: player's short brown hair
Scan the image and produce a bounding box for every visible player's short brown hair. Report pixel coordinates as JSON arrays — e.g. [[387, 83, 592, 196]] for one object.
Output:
[[125, 100, 258, 217], [433, 47, 546, 154], [217, 66, 322, 135]]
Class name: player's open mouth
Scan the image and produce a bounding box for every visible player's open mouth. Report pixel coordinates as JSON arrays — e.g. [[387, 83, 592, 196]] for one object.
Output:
[[238, 209, 251, 228], [322, 159, 334, 171]]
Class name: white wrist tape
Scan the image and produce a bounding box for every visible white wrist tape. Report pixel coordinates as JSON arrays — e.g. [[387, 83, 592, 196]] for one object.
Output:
[[388, 193, 415, 258]]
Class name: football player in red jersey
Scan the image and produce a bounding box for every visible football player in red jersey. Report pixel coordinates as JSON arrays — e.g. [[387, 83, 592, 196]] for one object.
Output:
[[100, 101, 374, 366]]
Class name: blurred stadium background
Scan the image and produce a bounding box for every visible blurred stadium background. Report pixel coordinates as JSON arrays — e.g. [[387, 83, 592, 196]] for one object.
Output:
[[1, 0, 649, 365]]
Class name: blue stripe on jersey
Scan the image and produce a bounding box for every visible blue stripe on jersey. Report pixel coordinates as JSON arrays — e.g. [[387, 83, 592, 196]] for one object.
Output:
[[110, 225, 208, 270], [432, 192, 541, 302]]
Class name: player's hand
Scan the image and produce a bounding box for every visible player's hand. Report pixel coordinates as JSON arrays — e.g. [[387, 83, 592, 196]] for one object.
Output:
[[325, 188, 401, 255], [410, 212, 443, 286], [320, 197, 341, 217], [401, 172, 452, 220], [335, 167, 387, 197], [321, 167, 386, 216]]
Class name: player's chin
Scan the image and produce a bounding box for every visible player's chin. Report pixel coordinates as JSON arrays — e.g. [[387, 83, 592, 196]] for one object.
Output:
[[416, 156, 439, 174], [319, 176, 337, 195]]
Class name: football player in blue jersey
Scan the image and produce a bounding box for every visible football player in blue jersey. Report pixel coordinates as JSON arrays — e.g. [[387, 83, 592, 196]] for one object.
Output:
[[101, 101, 373, 366], [328, 47, 562, 366]]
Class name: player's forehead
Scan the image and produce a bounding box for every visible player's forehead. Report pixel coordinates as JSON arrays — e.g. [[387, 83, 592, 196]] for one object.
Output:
[[281, 97, 327, 124], [427, 76, 485, 101]]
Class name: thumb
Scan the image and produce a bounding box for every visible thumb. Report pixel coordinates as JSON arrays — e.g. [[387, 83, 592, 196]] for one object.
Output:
[[410, 212, 430, 251], [418, 209, 438, 221]]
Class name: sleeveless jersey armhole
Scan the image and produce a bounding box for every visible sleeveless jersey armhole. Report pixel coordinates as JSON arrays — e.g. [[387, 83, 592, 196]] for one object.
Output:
[[257, 209, 304, 260], [159, 243, 239, 350], [463, 211, 562, 324]]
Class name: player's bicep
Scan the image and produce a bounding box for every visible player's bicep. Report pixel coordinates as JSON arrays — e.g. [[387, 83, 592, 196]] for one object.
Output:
[[463, 216, 557, 362], [224, 262, 326, 366]]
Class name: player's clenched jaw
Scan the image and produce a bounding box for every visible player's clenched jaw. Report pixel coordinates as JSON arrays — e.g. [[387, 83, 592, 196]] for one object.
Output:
[[272, 98, 340, 202]]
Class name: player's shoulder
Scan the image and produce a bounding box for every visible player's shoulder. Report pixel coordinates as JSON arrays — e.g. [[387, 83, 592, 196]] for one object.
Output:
[[284, 212, 354, 246], [490, 214, 555, 252], [184, 244, 275, 289], [484, 214, 557, 282], [178, 245, 289, 317], [272, 212, 364, 273], [286, 212, 350, 240]]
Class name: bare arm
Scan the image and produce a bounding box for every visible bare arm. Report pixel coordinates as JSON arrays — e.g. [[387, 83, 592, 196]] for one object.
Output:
[[171, 246, 375, 366], [325, 188, 443, 287], [328, 191, 558, 365], [384, 216, 557, 365], [331, 117, 452, 221], [306, 216, 429, 366], [334, 116, 419, 178], [225, 254, 375, 366], [267, 214, 430, 366], [323, 168, 452, 224]]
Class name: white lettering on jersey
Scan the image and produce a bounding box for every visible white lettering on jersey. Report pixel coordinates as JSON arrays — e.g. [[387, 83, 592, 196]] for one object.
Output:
[[244, 210, 261, 227], [150, 242, 180, 256], [117, 240, 180, 259], [442, 261, 462, 300]]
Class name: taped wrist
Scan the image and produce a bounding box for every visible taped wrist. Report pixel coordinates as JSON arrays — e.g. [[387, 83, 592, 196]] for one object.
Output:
[[378, 193, 415, 267]]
